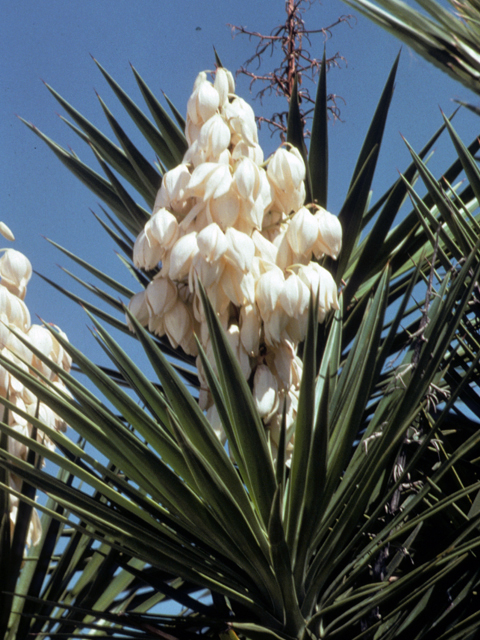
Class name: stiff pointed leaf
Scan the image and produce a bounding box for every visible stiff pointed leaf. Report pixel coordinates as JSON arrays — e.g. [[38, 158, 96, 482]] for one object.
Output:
[[285, 295, 318, 555], [198, 283, 276, 529], [131, 65, 187, 164], [163, 91, 186, 131], [93, 58, 178, 169], [124, 308, 270, 546], [349, 52, 399, 193], [287, 76, 312, 204], [442, 112, 480, 206], [45, 237, 135, 299], [308, 48, 329, 208], [96, 93, 161, 203], [90, 144, 150, 235], [44, 82, 155, 204]]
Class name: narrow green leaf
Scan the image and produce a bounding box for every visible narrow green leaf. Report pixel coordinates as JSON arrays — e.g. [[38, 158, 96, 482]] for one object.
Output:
[[198, 283, 277, 529], [163, 91, 186, 131], [349, 52, 399, 193], [45, 237, 135, 299], [308, 48, 328, 208], [285, 294, 317, 556], [131, 65, 187, 163], [20, 117, 143, 236], [93, 58, 178, 169], [96, 93, 161, 202], [43, 82, 154, 204], [287, 76, 312, 204]]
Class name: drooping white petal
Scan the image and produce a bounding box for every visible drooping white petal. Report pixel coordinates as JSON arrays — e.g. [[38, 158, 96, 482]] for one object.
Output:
[[154, 164, 192, 215], [279, 273, 310, 318], [255, 266, 285, 315], [145, 277, 178, 321]]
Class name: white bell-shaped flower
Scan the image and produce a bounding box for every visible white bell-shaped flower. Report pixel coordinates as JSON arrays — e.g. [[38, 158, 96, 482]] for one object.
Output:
[[148, 208, 179, 251], [197, 223, 228, 263], [312, 207, 343, 259], [253, 364, 279, 420], [164, 298, 194, 352], [214, 67, 235, 107], [0, 249, 32, 300], [145, 278, 178, 334], [232, 140, 264, 165], [187, 75, 220, 126], [133, 228, 163, 271], [207, 188, 241, 230], [297, 262, 339, 322], [239, 303, 262, 357], [267, 146, 306, 214], [27, 324, 55, 378], [224, 228, 255, 273], [169, 232, 199, 281], [286, 207, 319, 257], [188, 162, 233, 201], [153, 164, 193, 216], [224, 97, 258, 146], [126, 290, 149, 331], [197, 114, 231, 161]]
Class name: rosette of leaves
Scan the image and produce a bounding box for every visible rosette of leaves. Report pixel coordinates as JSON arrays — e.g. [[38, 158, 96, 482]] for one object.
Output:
[[1, 51, 480, 640]]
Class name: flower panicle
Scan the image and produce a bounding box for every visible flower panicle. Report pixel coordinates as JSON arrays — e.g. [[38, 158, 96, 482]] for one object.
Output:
[[0, 222, 72, 546], [128, 67, 343, 460]]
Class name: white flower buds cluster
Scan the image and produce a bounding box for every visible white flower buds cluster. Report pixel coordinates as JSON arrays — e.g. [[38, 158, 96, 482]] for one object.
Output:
[[0, 222, 72, 546], [129, 68, 342, 460]]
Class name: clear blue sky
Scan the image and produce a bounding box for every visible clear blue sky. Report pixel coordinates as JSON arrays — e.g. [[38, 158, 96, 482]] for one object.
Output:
[[2, 0, 479, 370]]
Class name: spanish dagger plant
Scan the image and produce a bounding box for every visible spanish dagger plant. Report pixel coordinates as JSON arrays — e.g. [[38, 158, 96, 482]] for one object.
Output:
[[1, 45, 480, 640]]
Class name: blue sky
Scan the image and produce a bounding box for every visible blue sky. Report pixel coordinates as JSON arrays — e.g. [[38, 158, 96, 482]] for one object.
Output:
[[2, 0, 479, 370]]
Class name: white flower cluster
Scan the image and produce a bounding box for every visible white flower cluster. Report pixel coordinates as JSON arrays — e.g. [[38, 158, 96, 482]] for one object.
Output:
[[0, 223, 72, 546], [129, 68, 341, 458]]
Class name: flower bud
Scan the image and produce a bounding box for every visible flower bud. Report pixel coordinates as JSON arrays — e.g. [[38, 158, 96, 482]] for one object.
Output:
[[0, 222, 15, 241]]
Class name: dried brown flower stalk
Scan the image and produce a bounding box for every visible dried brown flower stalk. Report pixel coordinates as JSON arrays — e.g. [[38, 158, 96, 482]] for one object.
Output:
[[229, 0, 353, 138]]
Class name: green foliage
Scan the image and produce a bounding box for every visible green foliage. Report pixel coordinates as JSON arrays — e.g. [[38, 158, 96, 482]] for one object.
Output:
[[2, 53, 480, 640], [342, 0, 480, 98]]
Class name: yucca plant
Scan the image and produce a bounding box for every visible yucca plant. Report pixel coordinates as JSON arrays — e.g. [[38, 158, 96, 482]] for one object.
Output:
[[1, 38, 480, 640]]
